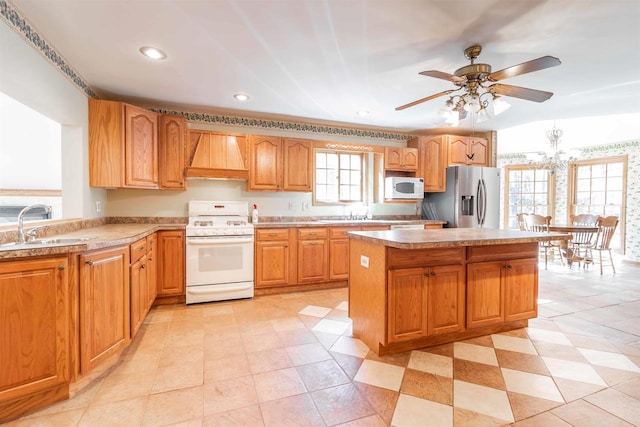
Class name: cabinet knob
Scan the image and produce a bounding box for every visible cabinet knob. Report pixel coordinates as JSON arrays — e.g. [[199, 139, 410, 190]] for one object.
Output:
[[141, 264, 146, 269], [86, 260, 94, 266], [139, 247, 145, 251], [268, 233, 277, 237], [58, 264, 65, 270], [504, 264, 512, 270], [430, 271, 436, 277]]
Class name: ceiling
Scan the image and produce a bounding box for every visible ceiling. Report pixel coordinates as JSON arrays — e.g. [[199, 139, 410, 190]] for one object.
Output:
[[9, 0, 640, 133]]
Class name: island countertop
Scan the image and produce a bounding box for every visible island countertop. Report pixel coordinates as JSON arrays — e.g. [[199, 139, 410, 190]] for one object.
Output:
[[348, 228, 570, 249]]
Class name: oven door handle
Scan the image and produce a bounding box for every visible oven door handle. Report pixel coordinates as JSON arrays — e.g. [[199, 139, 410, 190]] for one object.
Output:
[[187, 237, 254, 245]]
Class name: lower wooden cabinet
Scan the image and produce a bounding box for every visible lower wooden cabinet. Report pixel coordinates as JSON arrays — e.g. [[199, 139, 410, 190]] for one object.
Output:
[[146, 233, 158, 307], [329, 238, 350, 280], [388, 264, 465, 343], [255, 228, 292, 288], [0, 256, 69, 421], [156, 230, 185, 300], [79, 247, 130, 374]]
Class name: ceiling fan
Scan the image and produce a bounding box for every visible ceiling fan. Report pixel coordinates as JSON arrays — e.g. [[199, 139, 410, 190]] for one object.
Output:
[[396, 44, 561, 116]]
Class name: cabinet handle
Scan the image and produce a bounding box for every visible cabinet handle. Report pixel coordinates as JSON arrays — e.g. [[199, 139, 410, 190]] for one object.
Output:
[[139, 247, 145, 251], [268, 233, 277, 237], [58, 264, 65, 270], [141, 264, 146, 269], [86, 260, 94, 266], [309, 232, 317, 236], [504, 264, 512, 270], [148, 258, 152, 262], [430, 271, 436, 277]]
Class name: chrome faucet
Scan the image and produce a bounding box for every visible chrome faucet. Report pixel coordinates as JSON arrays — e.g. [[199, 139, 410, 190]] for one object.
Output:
[[17, 204, 52, 243]]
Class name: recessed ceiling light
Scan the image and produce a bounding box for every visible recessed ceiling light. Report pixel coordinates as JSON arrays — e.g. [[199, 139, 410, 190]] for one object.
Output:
[[234, 94, 250, 101], [356, 110, 370, 117], [139, 46, 167, 60]]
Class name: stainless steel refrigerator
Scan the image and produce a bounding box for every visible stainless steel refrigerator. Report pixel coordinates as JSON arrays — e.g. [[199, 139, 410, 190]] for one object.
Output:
[[422, 166, 501, 228]]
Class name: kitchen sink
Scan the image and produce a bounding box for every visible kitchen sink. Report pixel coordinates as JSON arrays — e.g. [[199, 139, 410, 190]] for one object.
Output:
[[0, 237, 93, 249]]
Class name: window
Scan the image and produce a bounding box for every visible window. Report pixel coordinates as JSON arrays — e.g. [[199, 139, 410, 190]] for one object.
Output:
[[568, 156, 626, 252], [504, 165, 555, 228], [314, 150, 364, 204]]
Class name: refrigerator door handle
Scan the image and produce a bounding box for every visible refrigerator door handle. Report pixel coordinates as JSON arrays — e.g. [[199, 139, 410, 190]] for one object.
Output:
[[477, 179, 486, 226]]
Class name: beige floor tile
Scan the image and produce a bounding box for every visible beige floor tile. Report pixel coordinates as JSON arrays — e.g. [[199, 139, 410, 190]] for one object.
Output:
[[526, 327, 572, 345], [542, 356, 608, 386], [242, 331, 284, 353], [511, 411, 572, 426], [204, 354, 251, 383], [312, 318, 350, 335], [453, 359, 505, 390], [365, 350, 411, 368], [334, 414, 387, 427], [453, 407, 509, 427], [92, 370, 155, 404], [311, 383, 376, 426], [553, 377, 607, 402], [495, 348, 550, 376], [491, 334, 538, 355], [507, 391, 564, 421], [142, 386, 204, 427], [614, 377, 640, 400], [296, 359, 351, 391], [246, 348, 293, 374], [578, 347, 640, 372], [260, 393, 324, 427], [501, 368, 564, 402], [335, 301, 348, 311], [77, 396, 147, 427], [551, 399, 635, 427], [584, 388, 640, 425], [204, 335, 245, 361], [164, 328, 205, 349], [152, 363, 204, 394], [269, 316, 306, 331], [253, 367, 307, 402], [298, 305, 332, 318], [202, 303, 234, 317], [159, 344, 204, 368], [166, 418, 203, 426], [202, 375, 258, 416], [454, 341, 499, 366], [453, 380, 514, 423], [354, 359, 405, 391], [400, 368, 452, 405], [330, 336, 370, 358], [332, 352, 365, 379], [276, 328, 319, 346], [353, 382, 399, 425], [391, 393, 452, 427], [285, 342, 332, 366], [13, 408, 86, 427], [407, 349, 453, 378], [534, 340, 590, 362], [202, 404, 263, 426]]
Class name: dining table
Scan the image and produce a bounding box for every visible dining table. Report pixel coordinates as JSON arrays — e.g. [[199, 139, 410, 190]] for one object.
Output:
[[548, 224, 599, 266]]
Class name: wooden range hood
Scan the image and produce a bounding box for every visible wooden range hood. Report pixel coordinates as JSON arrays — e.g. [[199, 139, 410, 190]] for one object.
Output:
[[186, 130, 249, 179]]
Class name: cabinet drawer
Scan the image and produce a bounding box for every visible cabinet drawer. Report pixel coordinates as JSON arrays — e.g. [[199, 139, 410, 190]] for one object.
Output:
[[329, 227, 357, 239], [388, 247, 464, 269], [467, 243, 538, 263], [256, 228, 289, 241], [130, 238, 147, 262], [146, 233, 157, 251], [298, 228, 328, 240]]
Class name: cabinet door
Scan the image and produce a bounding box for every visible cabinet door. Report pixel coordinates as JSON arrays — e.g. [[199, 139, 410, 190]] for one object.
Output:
[[156, 231, 185, 296], [147, 234, 158, 307], [158, 115, 186, 189], [447, 136, 470, 165], [466, 261, 504, 328], [427, 264, 465, 335], [297, 240, 328, 283], [79, 247, 130, 373], [469, 138, 488, 166], [255, 241, 290, 287], [402, 148, 419, 170], [249, 135, 282, 190], [384, 147, 403, 169], [283, 138, 312, 191], [388, 268, 428, 343], [0, 257, 68, 405], [124, 104, 158, 188], [504, 258, 538, 321], [130, 255, 148, 338], [415, 137, 447, 192], [329, 239, 349, 280]]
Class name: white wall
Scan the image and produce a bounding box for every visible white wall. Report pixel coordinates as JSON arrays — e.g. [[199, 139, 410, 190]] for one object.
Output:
[[0, 20, 105, 220]]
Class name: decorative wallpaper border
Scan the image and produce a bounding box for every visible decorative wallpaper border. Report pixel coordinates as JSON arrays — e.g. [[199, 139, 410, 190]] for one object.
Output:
[[0, 0, 98, 98], [153, 109, 413, 142], [1, 0, 412, 142]]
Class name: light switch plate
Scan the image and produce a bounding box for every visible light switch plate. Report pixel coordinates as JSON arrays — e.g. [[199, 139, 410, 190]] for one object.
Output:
[[360, 255, 369, 268]]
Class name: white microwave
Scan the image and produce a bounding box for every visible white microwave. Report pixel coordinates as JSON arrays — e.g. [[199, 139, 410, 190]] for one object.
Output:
[[385, 177, 424, 199]]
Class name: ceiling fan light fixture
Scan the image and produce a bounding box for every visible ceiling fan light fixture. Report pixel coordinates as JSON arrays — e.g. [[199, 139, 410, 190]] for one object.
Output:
[[492, 96, 511, 115], [139, 46, 167, 60], [476, 108, 490, 123], [356, 110, 370, 117], [233, 93, 250, 101]]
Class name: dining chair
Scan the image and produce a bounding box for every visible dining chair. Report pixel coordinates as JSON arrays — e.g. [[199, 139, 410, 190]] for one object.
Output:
[[516, 213, 529, 231], [568, 214, 600, 269], [525, 214, 564, 269], [586, 216, 619, 274]]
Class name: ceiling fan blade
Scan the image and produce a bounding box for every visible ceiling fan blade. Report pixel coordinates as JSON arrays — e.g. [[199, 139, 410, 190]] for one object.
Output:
[[488, 56, 561, 82], [395, 90, 453, 111], [491, 84, 554, 102], [419, 70, 466, 84]]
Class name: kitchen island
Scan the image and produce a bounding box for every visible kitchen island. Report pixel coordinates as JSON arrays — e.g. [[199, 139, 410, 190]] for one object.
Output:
[[347, 228, 570, 355]]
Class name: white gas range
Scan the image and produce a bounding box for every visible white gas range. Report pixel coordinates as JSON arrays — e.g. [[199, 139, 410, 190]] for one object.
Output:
[[185, 201, 254, 304]]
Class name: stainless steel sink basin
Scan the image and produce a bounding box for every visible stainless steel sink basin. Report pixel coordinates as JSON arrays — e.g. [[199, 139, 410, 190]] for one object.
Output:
[[0, 237, 92, 249]]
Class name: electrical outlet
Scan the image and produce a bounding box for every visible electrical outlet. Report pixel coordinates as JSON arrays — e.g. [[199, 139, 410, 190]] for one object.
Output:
[[360, 255, 369, 268], [95, 201, 102, 213]]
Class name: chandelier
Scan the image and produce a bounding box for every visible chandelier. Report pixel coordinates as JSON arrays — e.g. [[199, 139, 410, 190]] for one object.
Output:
[[439, 82, 511, 127], [527, 122, 575, 174]]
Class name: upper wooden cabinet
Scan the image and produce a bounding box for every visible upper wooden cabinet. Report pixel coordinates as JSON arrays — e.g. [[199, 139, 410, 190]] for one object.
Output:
[[408, 136, 448, 192], [89, 99, 159, 189], [248, 136, 312, 192], [158, 115, 186, 190], [384, 147, 418, 171], [186, 130, 249, 179], [448, 136, 488, 166]]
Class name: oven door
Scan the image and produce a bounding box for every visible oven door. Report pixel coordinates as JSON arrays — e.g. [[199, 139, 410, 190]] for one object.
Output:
[[186, 236, 254, 286]]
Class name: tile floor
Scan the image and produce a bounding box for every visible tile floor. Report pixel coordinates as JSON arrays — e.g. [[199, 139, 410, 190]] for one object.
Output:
[[6, 260, 640, 426]]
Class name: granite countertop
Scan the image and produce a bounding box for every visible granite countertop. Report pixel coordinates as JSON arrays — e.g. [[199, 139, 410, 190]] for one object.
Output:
[[253, 219, 446, 228], [348, 228, 571, 249], [0, 223, 185, 260]]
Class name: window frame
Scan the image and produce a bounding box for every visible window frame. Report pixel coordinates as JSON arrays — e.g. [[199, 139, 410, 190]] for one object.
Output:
[[313, 149, 367, 206], [503, 164, 556, 229]]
